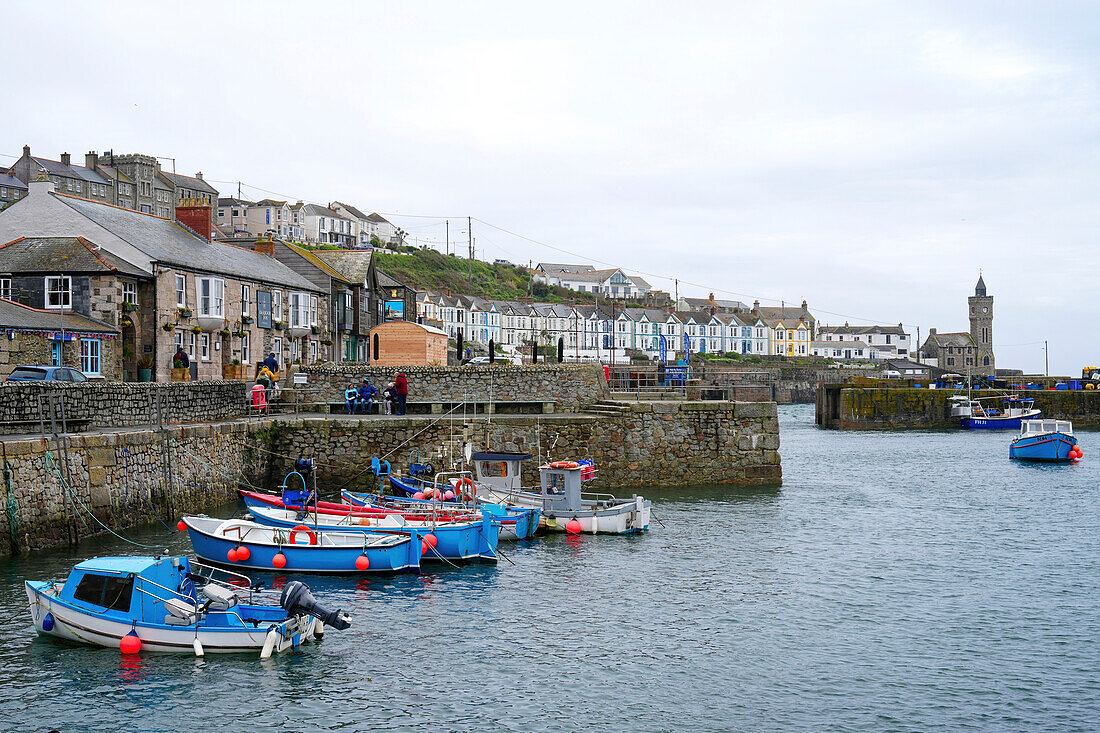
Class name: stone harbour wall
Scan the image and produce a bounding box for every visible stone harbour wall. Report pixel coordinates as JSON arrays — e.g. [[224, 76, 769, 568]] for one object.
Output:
[[0, 381, 252, 435], [259, 401, 780, 494], [294, 363, 608, 413], [0, 421, 265, 556]]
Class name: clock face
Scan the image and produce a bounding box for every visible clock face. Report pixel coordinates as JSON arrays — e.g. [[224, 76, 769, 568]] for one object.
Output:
[[982, 307, 988, 313]]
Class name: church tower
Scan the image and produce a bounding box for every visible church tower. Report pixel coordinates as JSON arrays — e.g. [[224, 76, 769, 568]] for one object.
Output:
[[968, 274, 995, 373]]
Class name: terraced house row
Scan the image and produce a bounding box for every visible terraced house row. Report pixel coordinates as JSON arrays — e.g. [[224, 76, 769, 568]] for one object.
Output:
[[417, 291, 818, 361]]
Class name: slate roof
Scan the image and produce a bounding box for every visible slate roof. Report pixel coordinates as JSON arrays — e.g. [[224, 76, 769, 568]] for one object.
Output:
[[282, 242, 351, 284], [629, 275, 652, 290], [681, 296, 749, 311], [314, 249, 372, 283], [925, 331, 975, 348], [365, 213, 390, 224], [31, 157, 110, 185], [0, 173, 27, 191], [0, 236, 149, 277], [218, 197, 253, 207], [536, 263, 594, 274], [53, 195, 320, 291], [332, 201, 370, 220], [0, 297, 118, 334], [819, 324, 907, 336], [302, 204, 350, 220], [158, 171, 218, 195]]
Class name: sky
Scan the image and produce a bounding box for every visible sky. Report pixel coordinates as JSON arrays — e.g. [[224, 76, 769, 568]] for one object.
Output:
[[2, 1, 1098, 374]]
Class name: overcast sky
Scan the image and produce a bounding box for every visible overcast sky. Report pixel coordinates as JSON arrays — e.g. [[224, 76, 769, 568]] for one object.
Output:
[[4, 1, 1097, 374]]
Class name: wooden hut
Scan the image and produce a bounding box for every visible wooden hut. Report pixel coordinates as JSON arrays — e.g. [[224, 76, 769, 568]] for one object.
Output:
[[368, 320, 448, 366]]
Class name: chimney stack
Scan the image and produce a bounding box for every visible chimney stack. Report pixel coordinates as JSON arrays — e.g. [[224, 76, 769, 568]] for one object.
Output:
[[195, 171, 204, 181], [175, 197, 213, 241], [22, 144, 30, 158], [253, 233, 276, 257], [60, 152, 71, 166], [85, 151, 98, 171]]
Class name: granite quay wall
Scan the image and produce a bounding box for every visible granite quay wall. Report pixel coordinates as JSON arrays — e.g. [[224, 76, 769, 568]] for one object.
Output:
[[292, 363, 608, 413], [618, 362, 872, 404], [816, 386, 1100, 429], [0, 421, 266, 556], [258, 401, 781, 493], [0, 381, 252, 436]]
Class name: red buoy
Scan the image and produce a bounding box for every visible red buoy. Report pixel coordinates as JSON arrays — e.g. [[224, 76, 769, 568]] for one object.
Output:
[[272, 552, 287, 569], [176, 520, 186, 532], [1075, 447, 1084, 457], [424, 534, 438, 549], [227, 548, 239, 562], [421, 540, 431, 555], [566, 519, 583, 534], [119, 631, 142, 654], [413, 492, 425, 500], [355, 555, 370, 571], [236, 546, 251, 561]]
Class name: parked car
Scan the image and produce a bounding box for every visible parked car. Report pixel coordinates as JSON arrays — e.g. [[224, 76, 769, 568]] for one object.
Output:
[[880, 370, 902, 379], [7, 366, 88, 382], [462, 356, 493, 366]]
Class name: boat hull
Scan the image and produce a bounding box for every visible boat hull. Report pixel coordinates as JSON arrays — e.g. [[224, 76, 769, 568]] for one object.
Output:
[[1009, 432, 1079, 462], [184, 517, 422, 574], [343, 490, 540, 541], [246, 505, 498, 562], [962, 409, 1042, 430], [26, 582, 314, 654], [479, 488, 650, 535]]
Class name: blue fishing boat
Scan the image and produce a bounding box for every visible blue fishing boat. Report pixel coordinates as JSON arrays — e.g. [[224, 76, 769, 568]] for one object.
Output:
[[242, 501, 499, 562], [951, 394, 1041, 429], [182, 516, 422, 574], [25, 555, 350, 658], [341, 489, 541, 540], [1009, 419, 1082, 462]]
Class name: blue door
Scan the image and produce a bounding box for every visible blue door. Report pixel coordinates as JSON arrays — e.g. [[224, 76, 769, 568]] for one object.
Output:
[[51, 340, 62, 366]]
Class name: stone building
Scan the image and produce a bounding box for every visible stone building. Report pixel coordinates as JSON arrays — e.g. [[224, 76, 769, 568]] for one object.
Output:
[[918, 276, 995, 375], [312, 249, 417, 348], [0, 297, 120, 380], [0, 177, 326, 381], [0, 169, 27, 211], [9, 146, 114, 206]]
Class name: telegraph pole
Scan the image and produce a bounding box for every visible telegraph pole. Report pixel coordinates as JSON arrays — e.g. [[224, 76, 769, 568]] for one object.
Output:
[[446, 219, 450, 256], [467, 216, 473, 283], [1045, 340, 1049, 376]]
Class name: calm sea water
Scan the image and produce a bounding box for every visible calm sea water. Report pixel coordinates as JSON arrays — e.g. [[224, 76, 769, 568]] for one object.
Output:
[[1, 404, 1097, 732]]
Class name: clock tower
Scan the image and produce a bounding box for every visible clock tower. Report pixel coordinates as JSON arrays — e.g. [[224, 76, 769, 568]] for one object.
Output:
[[968, 274, 995, 373]]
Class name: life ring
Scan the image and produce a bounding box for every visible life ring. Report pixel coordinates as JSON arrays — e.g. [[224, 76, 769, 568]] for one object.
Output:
[[549, 461, 579, 469], [288, 524, 318, 545]]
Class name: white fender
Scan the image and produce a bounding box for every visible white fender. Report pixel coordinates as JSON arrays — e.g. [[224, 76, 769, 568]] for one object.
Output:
[[260, 628, 279, 659], [193, 638, 204, 657], [313, 617, 325, 638]]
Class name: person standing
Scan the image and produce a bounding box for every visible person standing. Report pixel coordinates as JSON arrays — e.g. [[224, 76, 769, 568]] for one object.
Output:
[[173, 346, 189, 368], [263, 352, 279, 374], [394, 372, 409, 415]]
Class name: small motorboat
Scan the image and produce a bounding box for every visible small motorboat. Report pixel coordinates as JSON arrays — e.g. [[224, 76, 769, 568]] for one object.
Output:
[[473, 453, 650, 535], [244, 502, 499, 563], [1009, 419, 1082, 462], [182, 516, 423, 574], [25, 555, 350, 658], [953, 394, 1041, 429]]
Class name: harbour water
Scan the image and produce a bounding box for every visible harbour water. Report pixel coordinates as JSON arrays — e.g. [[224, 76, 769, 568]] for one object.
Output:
[[1, 403, 1098, 731]]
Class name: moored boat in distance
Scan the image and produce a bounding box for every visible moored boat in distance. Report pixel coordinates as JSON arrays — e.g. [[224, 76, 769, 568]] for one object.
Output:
[[1009, 419, 1082, 462], [951, 394, 1041, 429], [472, 452, 650, 535], [25, 555, 350, 658], [183, 516, 423, 574]]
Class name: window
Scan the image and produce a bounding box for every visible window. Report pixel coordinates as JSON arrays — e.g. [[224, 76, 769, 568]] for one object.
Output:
[[45, 276, 71, 309], [67, 180, 73, 191], [198, 277, 225, 317], [80, 339, 101, 375], [309, 296, 318, 325], [200, 334, 210, 361], [175, 274, 186, 307], [274, 337, 282, 359], [217, 209, 225, 218], [174, 331, 184, 351], [241, 332, 250, 365], [73, 573, 133, 612], [232, 208, 240, 217], [273, 291, 283, 321], [0, 277, 10, 299], [189, 332, 197, 358], [122, 281, 137, 305], [242, 284, 251, 316], [310, 340, 317, 362]]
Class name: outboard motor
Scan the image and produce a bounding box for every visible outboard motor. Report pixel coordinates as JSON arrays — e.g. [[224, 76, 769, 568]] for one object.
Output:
[[280, 581, 351, 630]]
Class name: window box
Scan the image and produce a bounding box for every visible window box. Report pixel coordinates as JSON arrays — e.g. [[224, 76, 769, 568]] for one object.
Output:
[[162, 322, 177, 332], [190, 326, 203, 334], [121, 302, 139, 313], [177, 307, 192, 319], [273, 321, 285, 331], [217, 329, 231, 337], [171, 367, 191, 382], [240, 314, 253, 324], [233, 330, 248, 338], [222, 363, 247, 380]]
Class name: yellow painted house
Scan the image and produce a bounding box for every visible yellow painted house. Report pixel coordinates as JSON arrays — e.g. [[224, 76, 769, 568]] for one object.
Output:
[[766, 318, 811, 356]]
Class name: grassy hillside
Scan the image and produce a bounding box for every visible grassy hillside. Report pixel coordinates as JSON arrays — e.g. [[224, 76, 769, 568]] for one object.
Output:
[[373, 248, 596, 303]]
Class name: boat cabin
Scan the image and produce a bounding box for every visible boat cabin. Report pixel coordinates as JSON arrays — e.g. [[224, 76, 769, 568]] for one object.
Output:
[[61, 556, 197, 622], [537, 464, 584, 514], [1019, 419, 1073, 437], [472, 451, 532, 491]]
